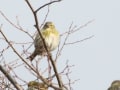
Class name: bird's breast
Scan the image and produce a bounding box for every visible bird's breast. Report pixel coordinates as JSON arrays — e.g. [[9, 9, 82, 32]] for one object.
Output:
[[45, 33, 59, 51]]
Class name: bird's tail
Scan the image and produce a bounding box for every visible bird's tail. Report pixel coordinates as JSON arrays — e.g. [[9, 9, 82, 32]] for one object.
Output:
[[27, 51, 37, 61]]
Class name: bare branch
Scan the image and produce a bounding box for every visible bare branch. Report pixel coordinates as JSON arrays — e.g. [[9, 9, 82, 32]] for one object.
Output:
[[0, 25, 49, 87], [65, 35, 94, 45], [0, 64, 23, 90], [35, 0, 62, 13], [0, 27, 63, 90], [0, 11, 33, 40], [55, 22, 73, 61], [0, 0, 93, 89], [0, 26, 34, 71], [70, 19, 95, 34], [39, 5, 50, 29], [25, 0, 63, 89], [60, 19, 95, 36], [56, 21, 94, 61]]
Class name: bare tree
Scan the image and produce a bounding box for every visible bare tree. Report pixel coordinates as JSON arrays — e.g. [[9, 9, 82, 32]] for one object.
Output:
[[0, 0, 93, 90]]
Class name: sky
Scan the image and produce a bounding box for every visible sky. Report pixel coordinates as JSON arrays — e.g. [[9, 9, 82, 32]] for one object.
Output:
[[0, 0, 120, 90]]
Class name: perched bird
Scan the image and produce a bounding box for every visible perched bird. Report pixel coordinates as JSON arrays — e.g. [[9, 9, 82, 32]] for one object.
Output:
[[27, 81, 48, 90], [27, 22, 60, 61], [108, 80, 120, 90]]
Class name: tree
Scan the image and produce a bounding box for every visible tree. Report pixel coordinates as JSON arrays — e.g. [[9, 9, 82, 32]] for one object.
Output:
[[0, 0, 93, 90]]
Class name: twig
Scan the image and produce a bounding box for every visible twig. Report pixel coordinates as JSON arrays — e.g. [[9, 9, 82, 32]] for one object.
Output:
[[56, 20, 94, 61], [16, 16, 33, 40], [0, 46, 10, 57], [39, 5, 50, 29], [0, 64, 23, 90], [10, 67, 27, 84], [65, 61, 73, 90], [0, 11, 33, 40], [70, 19, 95, 34], [35, 0, 62, 13], [25, 0, 63, 89], [65, 35, 94, 45], [0, 25, 50, 88], [60, 19, 94, 36], [0, 26, 34, 71], [55, 22, 73, 61]]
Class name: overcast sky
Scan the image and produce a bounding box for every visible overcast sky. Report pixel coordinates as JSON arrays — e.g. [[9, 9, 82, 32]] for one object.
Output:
[[0, 0, 120, 90]]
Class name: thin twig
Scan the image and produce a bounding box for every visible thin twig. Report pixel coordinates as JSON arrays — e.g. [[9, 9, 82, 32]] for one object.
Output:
[[60, 19, 94, 36], [0, 11, 33, 40], [35, 0, 62, 13], [0, 64, 23, 90], [71, 19, 95, 34], [39, 5, 50, 29], [25, 0, 63, 89], [0, 26, 50, 88], [0, 27, 34, 71], [65, 35, 94, 45], [16, 16, 33, 40], [55, 22, 73, 61]]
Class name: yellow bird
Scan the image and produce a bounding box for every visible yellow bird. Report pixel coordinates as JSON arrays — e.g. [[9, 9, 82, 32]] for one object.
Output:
[[108, 80, 120, 90], [27, 81, 48, 90], [28, 22, 60, 61]]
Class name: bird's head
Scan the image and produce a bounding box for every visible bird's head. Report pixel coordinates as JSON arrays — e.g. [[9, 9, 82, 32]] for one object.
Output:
[[43, 22, 55, 29]]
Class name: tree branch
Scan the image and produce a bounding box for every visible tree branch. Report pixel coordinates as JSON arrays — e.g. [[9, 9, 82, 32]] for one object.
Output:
[[25, 0, 63, 89], [0, 26, 52, 88], [65, 35, 94, 45], [0, 11, 33, 40], [35, 0, 62, 13], [0, 64, 23, 90]]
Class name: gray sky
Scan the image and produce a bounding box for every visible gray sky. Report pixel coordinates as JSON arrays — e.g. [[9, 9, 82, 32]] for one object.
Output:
[[0, 0, 120, 90]]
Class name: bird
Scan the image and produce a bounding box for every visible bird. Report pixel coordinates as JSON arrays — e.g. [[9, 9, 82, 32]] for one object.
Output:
[[108, 80, 120, 90], [27, 81, 48, 90], [27, 22, 60, 61]]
